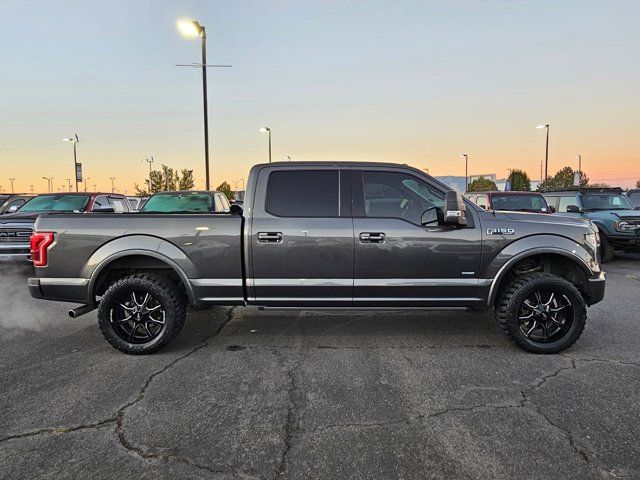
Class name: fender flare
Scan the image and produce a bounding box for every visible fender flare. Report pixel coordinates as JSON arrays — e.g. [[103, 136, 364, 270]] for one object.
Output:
[[486, 242, 595, 307], [84, 236, 197, 305]]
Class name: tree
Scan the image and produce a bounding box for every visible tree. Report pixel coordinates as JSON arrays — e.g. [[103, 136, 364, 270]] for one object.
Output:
[[134, 165, 194, 195], [178, 169, 195, 190], [507, 169, 531, 191], [216, 181, 233, 200], [588, 182, 610, 188], [537, 166, 589, 191], [466, 177, 498, 192]]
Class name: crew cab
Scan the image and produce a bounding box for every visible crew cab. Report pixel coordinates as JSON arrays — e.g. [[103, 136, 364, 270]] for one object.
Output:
[[0, 192, 129, 261], [465, 191, 551, 214], [28, 162, 605, 355], [543, 188, 640, 262]]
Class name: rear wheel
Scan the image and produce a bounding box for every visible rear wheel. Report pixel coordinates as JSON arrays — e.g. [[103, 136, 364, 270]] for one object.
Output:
[[495, 272, 586, 354], [98, 274, 186, 354]]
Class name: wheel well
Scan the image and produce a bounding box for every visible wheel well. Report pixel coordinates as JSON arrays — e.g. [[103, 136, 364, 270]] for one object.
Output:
[[493, 253, 590, 305], [93, 255, 189, 302]]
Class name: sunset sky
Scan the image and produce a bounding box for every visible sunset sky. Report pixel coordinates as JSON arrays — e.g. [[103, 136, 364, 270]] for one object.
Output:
[[1, 0, 639, 194]]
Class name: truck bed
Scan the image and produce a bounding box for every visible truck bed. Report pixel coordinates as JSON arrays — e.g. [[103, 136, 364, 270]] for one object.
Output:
[[31, 213, 244, 305]]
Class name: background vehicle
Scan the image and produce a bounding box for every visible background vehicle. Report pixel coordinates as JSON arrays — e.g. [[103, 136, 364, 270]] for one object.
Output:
[[543, 188, 640, 262], [0, 194, 34, 214], [465, 191, 551, 213], [624, 189, 640, 208], [0, 192, 130, 261], [126, 196, 148, 212], [29, 162, 604, 355], [140, 190, 231, 214]]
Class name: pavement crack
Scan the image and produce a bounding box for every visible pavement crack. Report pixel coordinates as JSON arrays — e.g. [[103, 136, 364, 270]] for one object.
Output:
[[0, 418, 116, 444], [272, 347, 309, 479], [519, 358, 617, 478], [114, 306, 239, 476]]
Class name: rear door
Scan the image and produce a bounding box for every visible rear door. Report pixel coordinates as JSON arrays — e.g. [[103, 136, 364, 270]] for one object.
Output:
[[352, 167, 483, 307], [249, 167, 354, 306]]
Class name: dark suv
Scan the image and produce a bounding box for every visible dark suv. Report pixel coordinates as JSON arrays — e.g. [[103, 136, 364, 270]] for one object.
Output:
[[465, 191, 552, 214], [543, 188, 640, 261], [0, 192, 130, 261]]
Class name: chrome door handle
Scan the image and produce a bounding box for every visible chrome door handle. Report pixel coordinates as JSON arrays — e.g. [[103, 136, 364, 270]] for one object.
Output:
[[360, 232, 385, 243], [257, 232, 283, 243]]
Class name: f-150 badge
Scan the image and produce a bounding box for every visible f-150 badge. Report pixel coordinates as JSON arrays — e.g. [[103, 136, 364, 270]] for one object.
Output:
[[487, 228, 515, 235]]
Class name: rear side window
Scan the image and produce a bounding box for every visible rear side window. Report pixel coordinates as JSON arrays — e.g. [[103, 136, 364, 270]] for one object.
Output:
[[266, 170, 339, 217], [110, 197, 128, 213], [558, 196, 578, 212]]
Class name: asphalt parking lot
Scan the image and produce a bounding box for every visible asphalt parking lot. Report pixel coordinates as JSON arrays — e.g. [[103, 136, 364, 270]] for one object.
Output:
[[1, 257, 639, 480]]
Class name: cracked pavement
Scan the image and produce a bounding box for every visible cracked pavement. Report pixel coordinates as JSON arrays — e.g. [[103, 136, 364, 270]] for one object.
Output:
[[1, 256, 639, 479]]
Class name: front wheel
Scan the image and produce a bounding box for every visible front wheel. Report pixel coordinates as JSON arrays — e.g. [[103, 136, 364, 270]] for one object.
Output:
[[600, 236, 615, 263], [495, 273, 586, 354], [98, 274, 187, 354]]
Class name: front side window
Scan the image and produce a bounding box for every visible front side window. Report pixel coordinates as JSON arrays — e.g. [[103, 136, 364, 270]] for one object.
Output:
[[362, 171, 444, 224], [266, 170, 339, 217], [19, 194, 90, 212], [92, 196, 111, 211], [558, 196, 579, 212], [476, 195, 489, 209]]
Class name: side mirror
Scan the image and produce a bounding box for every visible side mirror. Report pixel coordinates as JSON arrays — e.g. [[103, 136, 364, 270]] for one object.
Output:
[[93, 206, 115, 213], [566, 205, 582, 213], [549, 205, 556, 213], [478, 204, 487, 210], [421, 207, 444, 226], [229, 204, 243, 216], [444, 191, 467, 226]]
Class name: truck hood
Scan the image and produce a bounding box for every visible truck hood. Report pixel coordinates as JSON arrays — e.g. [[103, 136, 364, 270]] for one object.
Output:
[[0, 211, 40, 223], [585, 210, 640, 221], [501, 211, 593, 229]]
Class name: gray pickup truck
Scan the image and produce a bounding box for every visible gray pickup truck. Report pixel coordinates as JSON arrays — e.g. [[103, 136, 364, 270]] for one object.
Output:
[[28, 162, 605, 354]]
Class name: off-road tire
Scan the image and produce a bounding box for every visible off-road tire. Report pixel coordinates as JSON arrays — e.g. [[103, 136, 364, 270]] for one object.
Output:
[[98, 274, 187, 354], [495, 272, 587, 354], [600, 236, 615, 263]]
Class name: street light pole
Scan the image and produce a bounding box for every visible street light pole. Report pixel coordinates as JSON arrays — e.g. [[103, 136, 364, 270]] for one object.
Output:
[[259, 127, 272, 162], [9, 178, 15, 193], [63, 134, 79, 192], [537, 124, 550, 190], [575, 154, 581, 174], [177, 19, 231, 191], [460, 154, 468, 191], [143, 156, 154, 193], [42, 177, 53, 193], [66, 178, 72, 192], [110, 177, 116, 194]]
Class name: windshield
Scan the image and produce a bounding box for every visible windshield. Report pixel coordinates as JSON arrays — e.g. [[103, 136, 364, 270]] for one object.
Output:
[[582, 194, 633, 211], [491, 194, 549, 212], [141, 193, 213, 213], [18, 194, 90, 212]]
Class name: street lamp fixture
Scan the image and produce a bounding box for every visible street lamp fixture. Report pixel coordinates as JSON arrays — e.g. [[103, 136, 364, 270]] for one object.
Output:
[[536, 124, 550, 190], [63, 134, 80, 191], [177, 19, 204, 38], [460, 154, 469, 192], [259, 127, 272, 163]]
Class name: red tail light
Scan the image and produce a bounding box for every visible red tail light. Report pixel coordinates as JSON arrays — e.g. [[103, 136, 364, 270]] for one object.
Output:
[[30, 232, 55, 267]]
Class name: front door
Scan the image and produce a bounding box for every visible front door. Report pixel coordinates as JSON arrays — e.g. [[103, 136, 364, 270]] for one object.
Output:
[[352, 168, 483, 307], [249, 167, 354, 306]]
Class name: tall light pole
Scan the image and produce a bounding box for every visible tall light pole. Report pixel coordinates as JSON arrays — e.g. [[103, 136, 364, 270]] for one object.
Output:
[[259, 127, 272, 163], [460, 154, 468, 191], [29, 185, 34, 194], [9, 178, 15, 193], [63, 134, 79, 192], [143, 156, 154, 193], [42, 177, 53, 194], [536, 124, 550, 190], [84, 178, 89, 193], [110, 177, 116, 193], [65, 178, 72, 192], [575, 154, 582, 174], [177, 19, 231, 191]]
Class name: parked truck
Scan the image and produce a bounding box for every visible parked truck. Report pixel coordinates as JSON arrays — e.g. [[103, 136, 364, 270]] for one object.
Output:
[[28, 162, 605, 354]]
